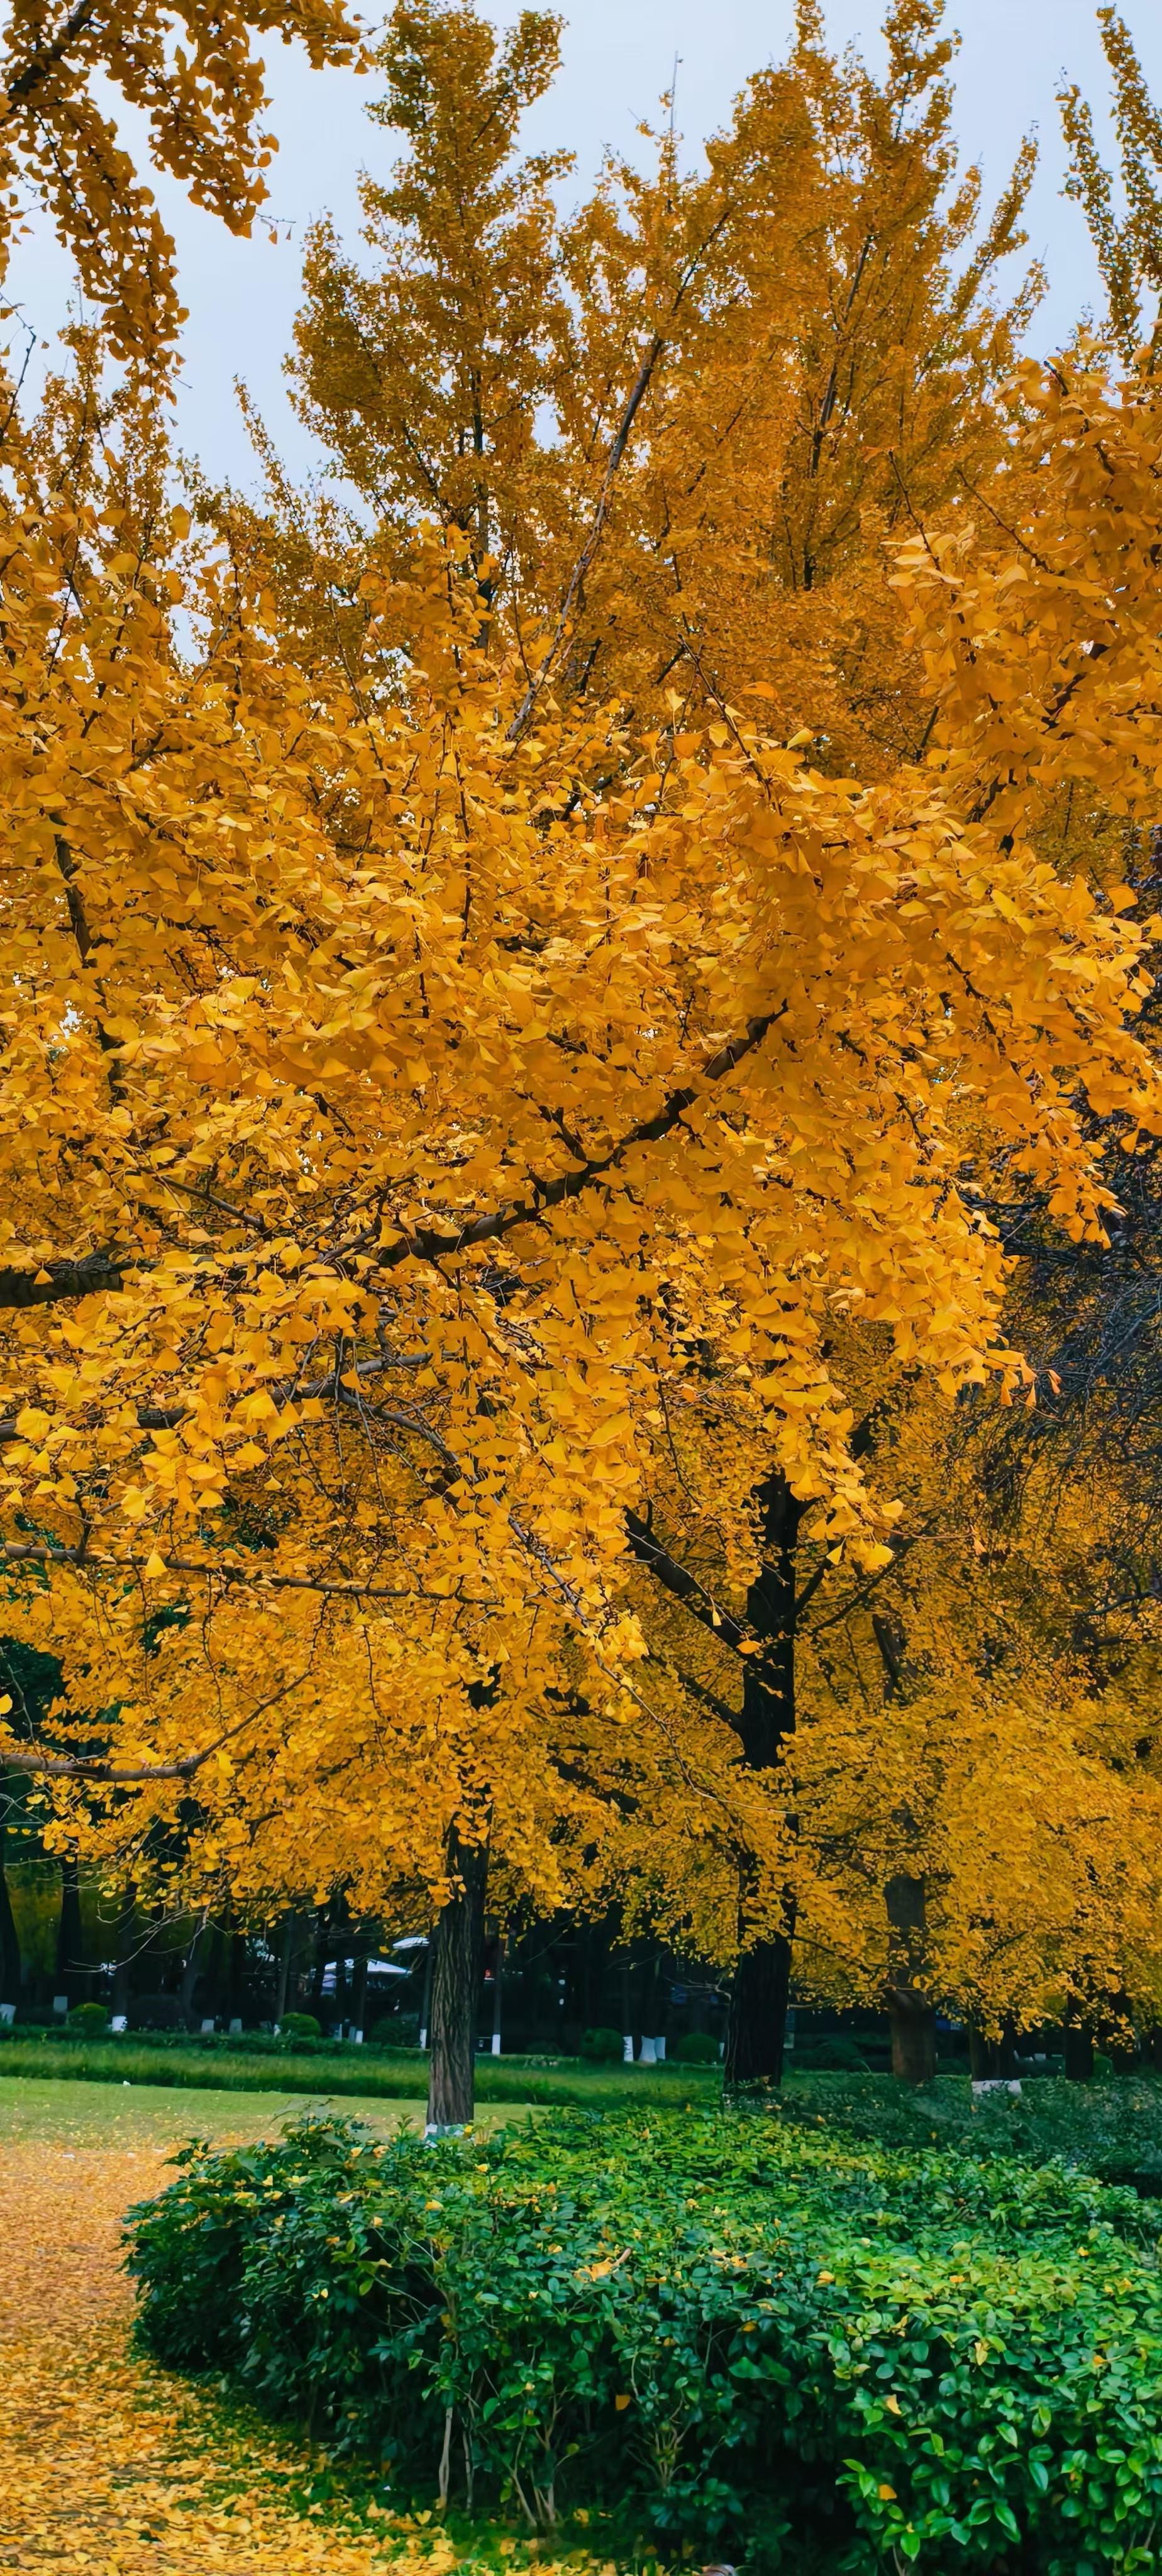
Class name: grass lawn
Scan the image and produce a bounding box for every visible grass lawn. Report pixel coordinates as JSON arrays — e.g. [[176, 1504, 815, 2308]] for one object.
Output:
[[4, 2040, 1162, 2191], [0, 2073, 523, 2150], [0, 2031, 719, 2111]]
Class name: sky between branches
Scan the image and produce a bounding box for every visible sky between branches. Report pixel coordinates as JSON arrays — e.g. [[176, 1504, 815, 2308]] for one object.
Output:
[[4, 0, 1160, 487]]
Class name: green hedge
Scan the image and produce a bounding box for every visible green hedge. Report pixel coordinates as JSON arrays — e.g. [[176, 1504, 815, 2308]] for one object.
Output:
[[124, 2107, 1162, 2569], [780, 2069, 1162, 2194]]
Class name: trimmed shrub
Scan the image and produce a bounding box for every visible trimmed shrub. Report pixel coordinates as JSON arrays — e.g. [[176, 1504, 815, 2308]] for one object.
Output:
[[67, 2000, 109, 2036], [367, 2014, 419, 2048], [791, 2035, 869, 2073], [276, 2009, 321, 2041], [670, 2029, 720, 2065], [578, 2025, 623, 2063], [126, 2107, 1162, 2568], [127, 1993, 183, 2031]]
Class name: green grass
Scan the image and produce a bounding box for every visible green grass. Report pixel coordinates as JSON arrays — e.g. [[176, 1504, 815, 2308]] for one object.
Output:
[[0, 2032, 719, 2111], [0, 2074, 523, 2148]]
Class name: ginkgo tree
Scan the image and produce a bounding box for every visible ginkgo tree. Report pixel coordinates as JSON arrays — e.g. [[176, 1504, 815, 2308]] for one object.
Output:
[[4, 0, 1162, 2123], [5, 343, 1162, 2105]]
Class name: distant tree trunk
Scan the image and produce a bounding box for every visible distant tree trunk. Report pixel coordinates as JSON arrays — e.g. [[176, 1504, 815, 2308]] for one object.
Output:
[[179, 1914, 210, 2028], [55, 1853, 85, 2006], [1065, 2021, 1095, 2083], [724, 1470, 802, 2092], [0, 1801, 21, 2007], [565, 1914, 609, 2033], [275, 1911, 300, 2024], [885, 1873, 936, 2084], [726, 1936, 793, 2090], [968, 2021, 1017, 2080], [426, 1821, 489, 2132], [309, 1904, 330, 2012], [490, 1931, 504, 2055], [638, 1945, 662, 2061], [110, 1884, 137, 2021], [350, 1944, 368, 2038], [419, 1937, 433, 2045], [228, 1927, 246, 2024], [1103, 1994, 1137, 2071]]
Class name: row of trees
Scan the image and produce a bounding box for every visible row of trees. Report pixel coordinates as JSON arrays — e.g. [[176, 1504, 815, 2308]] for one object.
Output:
[[0, 1831, 721, 2060], [4, 0, 1162, 2119]]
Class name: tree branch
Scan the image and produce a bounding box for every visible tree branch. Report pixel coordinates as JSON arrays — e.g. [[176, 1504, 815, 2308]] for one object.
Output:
[[3, 0, 101, 114], [0, 1004, 787, 1308], [0, 1254, 128, 1309], [626, 1509, 751, 1655]]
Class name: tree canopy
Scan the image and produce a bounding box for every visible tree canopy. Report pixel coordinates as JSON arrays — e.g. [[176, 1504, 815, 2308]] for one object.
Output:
[[4, 0, 1162, 2104]]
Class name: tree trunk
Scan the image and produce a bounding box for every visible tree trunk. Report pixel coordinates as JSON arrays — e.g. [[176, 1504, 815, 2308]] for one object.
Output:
[[0, 1807, 21, 2007], [55, 1853, 85, 2006], [997, 2018, 1019, 2079], [426, 1821, 489, 2133], [1102, 1992, 1137, 2070], [275, 1911, 299, 2024], [350, 1944, 368, 2040], [885, 1872, 936, 2084], [724, 1469, 802, 2092], [228, 1928, 246, 2026], [419, 1936, 433, 2047], [725, 1934, 793, 2089], [968, 2019, 1018, 2080], [309, 1906, 329, 2012], [179, 1914, 210, 2028], [1064, 2021, 1095, 2082], [110, 1884, 137, 2021]]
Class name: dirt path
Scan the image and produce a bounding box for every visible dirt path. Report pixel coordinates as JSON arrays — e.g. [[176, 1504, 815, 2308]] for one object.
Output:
[[0, 2090, 543, 2575]]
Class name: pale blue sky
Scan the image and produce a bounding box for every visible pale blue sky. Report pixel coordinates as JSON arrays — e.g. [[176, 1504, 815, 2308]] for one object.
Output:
[[8, 1, 1162, 487]]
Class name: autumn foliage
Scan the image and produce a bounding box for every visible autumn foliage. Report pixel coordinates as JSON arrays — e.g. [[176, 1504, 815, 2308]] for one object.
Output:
[[4, 0, 1162, 2102]]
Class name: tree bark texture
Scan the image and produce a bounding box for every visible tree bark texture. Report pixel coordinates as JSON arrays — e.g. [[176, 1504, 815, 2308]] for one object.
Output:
[[228, 1928, 247, 2024], [275, 1911, 301, 2024], [426, 1821, 489, 2131], [885, 1872, 936, 2084], [724, 1469, 802, 2091]]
